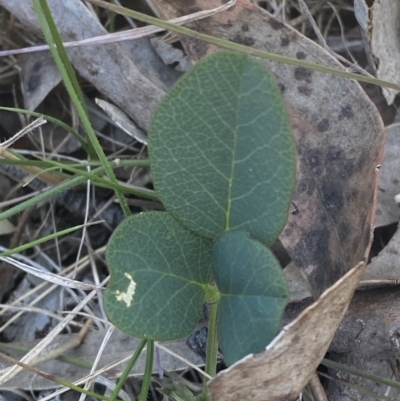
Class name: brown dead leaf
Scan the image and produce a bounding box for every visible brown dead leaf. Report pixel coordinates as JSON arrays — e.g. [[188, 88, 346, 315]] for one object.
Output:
[[364, 225, 400, 282], [369, 1, 400, 105], [0, 328, 204, 390], [95, 98, 148, 145], [375, 123, 400, 228], [0, 219, 15, 236], [208, 261, 366, 401], [150, 37, 192, 72], [354, 0, 368, 32], [22, 50, 83, 153], [284, 262, 312, 302], [119, 36, 183, 89], [151, 0, 384, 297], [22, 52, 62, 111], [0, 0, 165, 131]]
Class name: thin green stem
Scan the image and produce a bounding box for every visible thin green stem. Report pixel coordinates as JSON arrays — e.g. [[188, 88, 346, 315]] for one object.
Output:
[[39, 158, 158, 200], [0, 342, 93, 370], [0, 159, 157, 224], [0, 351, 122, 401], [109, 339, 147, 401], [0, 156, 150, 170], [0, 223, 92, 257], [321, 358, 400, 390], [204, 301, 219, 380], [33, 0, 131, 217], [0, 164, 105, 222], [0, 106, 88, 151], [86, 0, 400, 91], [139, 339, 154, 401], [0, 157, 150, 170]]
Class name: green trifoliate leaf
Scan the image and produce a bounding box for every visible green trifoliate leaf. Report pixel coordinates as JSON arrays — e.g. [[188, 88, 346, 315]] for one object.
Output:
[[104, 212, 212, 341], [213, 230, 289, 366], [149, 51, 296, 245]]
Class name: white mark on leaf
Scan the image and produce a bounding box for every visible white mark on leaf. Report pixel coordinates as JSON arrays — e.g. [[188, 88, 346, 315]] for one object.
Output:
[[115, 273, 136, 307]]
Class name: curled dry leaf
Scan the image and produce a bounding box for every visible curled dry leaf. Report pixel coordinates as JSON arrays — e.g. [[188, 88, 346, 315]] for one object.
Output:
[[119, 36, 183, 90], [375, 123, 400, 228], [0, 0, 165, 131], [364, 226, 400, 282], [326, 287, 400, 400], [95, 98, 148, 145], [354, 0, 368, 32], [284, 262, 312, 302], [22, 52, 62, 111], [0, 219, 15, 236], [22, 51, 82, 153], [150, 37, 192, 72], [208, 262, 366, 401], [368, 1, 400, 105], [151, 0, 384, 297]]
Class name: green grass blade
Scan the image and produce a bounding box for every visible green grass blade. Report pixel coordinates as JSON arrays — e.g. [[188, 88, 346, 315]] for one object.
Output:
[[32, 0, 131, 217], [0, 106, 88, 152], [318, 371, 397, 401], [85, 0, 400, 92], [0, 164, 105, 221], [0, 157, 157, 204], [322, 358, 400, 391], [0, 351, 123, 401], [0, 223, 94, 257], [0, 158, 150, 170], [139, 340, 154, 401], [0, 341, 93, 370], [108, 339, 147, 401], [36, 158, 158, 200]]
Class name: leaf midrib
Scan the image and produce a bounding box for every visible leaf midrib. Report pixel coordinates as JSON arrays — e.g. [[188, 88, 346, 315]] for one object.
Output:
[[225, 62, 245, 232]]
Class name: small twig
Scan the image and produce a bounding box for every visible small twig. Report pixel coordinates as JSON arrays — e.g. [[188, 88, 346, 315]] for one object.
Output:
[[358, 279, 400, 287], [0, 276, 108, 385], [0, 251, 104, 291], [308, 372, 329, 401], [78, 324, 114, 401], [296, 0, 372, 77], [155, 342, 210, 380], [0, 347, 114, 401], [0, 304, 80, 325], [19, 318, 93, 368], [73, 163, 91, 279], [0, 206, 34, 298], [39, 341, 149, 401], [326, 1, 357, 64], [0, 117, 47, 149], [297, 0, 327, 47], [290, 0, 328, 28], [0, 1, 236, 57]]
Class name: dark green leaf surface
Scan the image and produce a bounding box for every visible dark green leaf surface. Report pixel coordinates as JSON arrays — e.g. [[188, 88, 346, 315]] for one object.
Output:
[[104, 212, 212, 341], [213, 231, 289, 366], [149, 51, 296, 244]]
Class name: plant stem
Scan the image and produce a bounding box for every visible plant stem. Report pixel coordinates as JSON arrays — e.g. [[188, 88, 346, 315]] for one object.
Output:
[[139, 339, 154, 401], [0, 341, 93, 369], [0, 223, 97, 257], [0, 351, 118, 401], [109, 339, 147, 401], [33, 0, 131, 217], [86, 0, 400, 91], [0, 164, 105, 222], [204, 301, 219, 380]]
